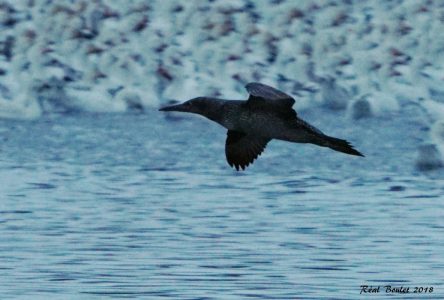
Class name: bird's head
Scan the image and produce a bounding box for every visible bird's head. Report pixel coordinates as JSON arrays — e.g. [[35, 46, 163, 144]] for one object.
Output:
[[159, 97, 216, 116]]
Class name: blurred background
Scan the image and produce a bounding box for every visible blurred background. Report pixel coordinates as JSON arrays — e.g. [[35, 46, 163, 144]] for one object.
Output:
[[1, 0, 444, 170], [0, 0, 443, 299]]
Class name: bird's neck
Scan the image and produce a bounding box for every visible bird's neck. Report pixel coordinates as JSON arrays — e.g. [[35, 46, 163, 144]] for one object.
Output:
[[200, 99, 243, 130]]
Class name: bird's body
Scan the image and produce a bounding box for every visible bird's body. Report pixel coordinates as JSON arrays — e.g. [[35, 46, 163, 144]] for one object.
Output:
[[215, 101, 316, 142], [160, 82, 363, 170]]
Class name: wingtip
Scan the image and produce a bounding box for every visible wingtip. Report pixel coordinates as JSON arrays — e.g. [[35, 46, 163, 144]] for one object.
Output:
[[230, 162, 248, 171]]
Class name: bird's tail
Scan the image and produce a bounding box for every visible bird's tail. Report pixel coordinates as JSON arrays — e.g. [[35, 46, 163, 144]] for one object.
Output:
[[318, 135, 364, 157]]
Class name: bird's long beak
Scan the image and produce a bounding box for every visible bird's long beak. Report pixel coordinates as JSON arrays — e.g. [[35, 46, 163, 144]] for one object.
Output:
[[158, 103, 186, 112]]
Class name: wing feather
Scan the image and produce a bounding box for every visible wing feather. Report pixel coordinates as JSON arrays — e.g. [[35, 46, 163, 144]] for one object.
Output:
[[245, 82, 297, 119], [245, 82, 295, 107], [225, 130, 269, 171]]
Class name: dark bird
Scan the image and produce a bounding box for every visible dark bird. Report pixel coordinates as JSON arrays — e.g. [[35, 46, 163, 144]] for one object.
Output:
[[159, 82, 364, 170]]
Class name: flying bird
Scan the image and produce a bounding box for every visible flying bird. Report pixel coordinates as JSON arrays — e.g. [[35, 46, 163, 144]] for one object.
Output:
[[159, 82, 363, 170]]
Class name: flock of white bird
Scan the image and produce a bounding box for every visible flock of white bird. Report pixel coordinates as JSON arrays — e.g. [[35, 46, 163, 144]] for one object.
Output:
[[0, 0, 443, 169]]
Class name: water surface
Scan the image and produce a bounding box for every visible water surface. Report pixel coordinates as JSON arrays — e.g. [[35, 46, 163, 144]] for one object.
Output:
[[0, 109, 443, 299]]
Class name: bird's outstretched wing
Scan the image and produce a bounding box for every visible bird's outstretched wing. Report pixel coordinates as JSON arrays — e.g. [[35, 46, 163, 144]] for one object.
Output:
[[245, 82, 295, 106], [225, 130, 269, 171], [245, 82, 297, 118]]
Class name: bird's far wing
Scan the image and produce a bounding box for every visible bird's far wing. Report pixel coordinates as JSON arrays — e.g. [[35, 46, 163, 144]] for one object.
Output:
[[225, 130, 269, 171], [245, 82, 297, 118], [245, 82, 295, 108]]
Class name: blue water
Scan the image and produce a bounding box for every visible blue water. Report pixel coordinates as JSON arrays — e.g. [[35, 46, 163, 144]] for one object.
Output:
[[0, 108, 443, 299]]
